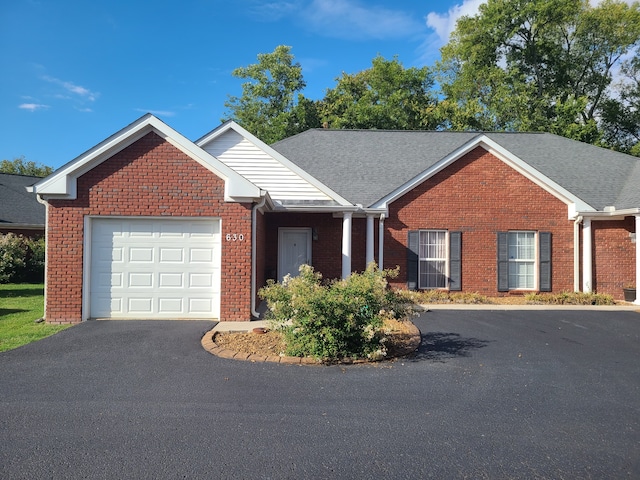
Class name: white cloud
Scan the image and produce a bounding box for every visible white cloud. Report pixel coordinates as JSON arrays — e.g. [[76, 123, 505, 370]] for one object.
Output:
[[19, 103, 50, 111], [425, 0, 485, 45], [299, 0, 424, 40], [42, 75, 99, 101], [134, 108, 176, 117]]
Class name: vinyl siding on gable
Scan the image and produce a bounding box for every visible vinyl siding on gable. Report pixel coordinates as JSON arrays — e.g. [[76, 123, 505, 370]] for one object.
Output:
[[201, 130, 333, 202]]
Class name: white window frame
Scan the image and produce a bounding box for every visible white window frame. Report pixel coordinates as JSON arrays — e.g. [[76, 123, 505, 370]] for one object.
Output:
[[418, 230, 449, 290], [507, 231, 538, 290]]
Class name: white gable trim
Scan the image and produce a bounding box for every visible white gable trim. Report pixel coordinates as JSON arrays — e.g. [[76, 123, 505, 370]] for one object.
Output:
[[371, 134, 595, 216], [29, 114, 262, 202], [196, 121, 354, 206]]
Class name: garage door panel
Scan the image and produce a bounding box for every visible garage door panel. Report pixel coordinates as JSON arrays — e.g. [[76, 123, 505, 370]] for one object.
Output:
[[159, 298, 183, 313], [129, 247, 154, 263], [128, 297, 153, 314], [159, 273, 183, 287], [129, 272, 153, 287], [90, 218, 220, 319], [189, 273, 212, 287], [159, 248, 183, 262], [189, 298, 213, 313], [190, 248, 213, 263]]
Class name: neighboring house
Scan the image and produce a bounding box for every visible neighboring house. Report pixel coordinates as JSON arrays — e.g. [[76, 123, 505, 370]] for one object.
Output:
[[28, 114, 640, 323], [0, 173, 45, 237]]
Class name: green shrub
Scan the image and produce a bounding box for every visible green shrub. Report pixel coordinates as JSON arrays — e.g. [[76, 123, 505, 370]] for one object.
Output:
[[525, 291, 615, 305], [0, 234, 45, 283], [259, 264, 412, 362]]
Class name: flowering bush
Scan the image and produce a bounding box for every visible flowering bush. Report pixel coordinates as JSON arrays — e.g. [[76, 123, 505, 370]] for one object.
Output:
[[259, 263, 412, 361], [0, 234, 45, 283]]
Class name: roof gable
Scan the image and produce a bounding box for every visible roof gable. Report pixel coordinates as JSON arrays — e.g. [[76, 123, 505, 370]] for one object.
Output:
[[30, 114, 262, 202], [271, 129, 640, 213], [196, 121, 352, 207]]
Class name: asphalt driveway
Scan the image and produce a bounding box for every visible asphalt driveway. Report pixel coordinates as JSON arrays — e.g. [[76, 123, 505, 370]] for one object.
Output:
[[1, 310, 639, 479]]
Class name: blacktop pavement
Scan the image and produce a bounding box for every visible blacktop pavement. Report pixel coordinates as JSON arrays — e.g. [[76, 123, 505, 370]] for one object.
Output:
[[1, 308, 640, 479]]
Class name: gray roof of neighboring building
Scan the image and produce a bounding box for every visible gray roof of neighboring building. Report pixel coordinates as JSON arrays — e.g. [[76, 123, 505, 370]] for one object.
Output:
[[0, 173, 45, 226], [271, 129, 640, 210]]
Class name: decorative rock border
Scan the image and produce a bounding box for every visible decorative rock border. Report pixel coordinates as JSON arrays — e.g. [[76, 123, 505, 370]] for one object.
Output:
[[200, 321, 422, 365]]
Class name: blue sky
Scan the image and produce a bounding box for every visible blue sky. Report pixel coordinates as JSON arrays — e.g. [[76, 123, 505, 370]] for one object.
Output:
[[12, 0, 626, 170]]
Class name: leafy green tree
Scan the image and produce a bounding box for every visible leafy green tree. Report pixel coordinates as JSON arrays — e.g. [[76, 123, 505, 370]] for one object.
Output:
[[223, 45, 318, 143], [0, 156, 53, 177], [437, 0, 640, 141], [600, 55, 640, 156], [321, 56, 439, 130]]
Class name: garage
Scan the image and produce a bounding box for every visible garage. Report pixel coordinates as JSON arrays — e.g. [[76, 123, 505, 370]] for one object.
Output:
[[88, 217, 221, 319]]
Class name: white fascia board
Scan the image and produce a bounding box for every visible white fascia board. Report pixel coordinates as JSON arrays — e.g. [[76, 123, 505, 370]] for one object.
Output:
[[372, 134, 595, 218], [31, 114, 261, 202], [577, 207, 640, 220], [196, 121, 354, 207]]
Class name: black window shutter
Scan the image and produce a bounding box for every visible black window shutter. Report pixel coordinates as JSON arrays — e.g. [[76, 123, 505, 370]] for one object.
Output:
[[539, 232, 552, 292], [449, 231, 462, 291], [497, 232, 509, 292], [407, 230, 419, 290]]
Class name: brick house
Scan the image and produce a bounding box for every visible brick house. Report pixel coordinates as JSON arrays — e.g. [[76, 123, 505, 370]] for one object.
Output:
[[29, 114, 640, 323]]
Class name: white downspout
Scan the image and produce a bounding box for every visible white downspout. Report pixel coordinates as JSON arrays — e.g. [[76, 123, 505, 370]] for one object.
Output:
[[582, 217, 593, 293], [342, 212, 352, 279], [635, 215, 640, 305], [36, 195, 48, 321], [366, 214, 374, 266], [251, 195, 267, 319], [574, 216, 582, 292], [378, 214, 385, 270]]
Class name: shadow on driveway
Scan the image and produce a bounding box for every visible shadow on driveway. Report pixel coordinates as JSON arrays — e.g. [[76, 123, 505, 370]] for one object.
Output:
[[410, 332, 492, 362]]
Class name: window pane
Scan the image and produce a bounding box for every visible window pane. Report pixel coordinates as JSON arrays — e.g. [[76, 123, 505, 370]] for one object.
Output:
[[420, 260, 446, 288], [418, 230, 447, 289], [507, 232, 535, 289]]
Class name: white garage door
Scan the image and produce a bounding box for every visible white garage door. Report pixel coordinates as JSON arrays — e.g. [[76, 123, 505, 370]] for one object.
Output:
[[89, 218, 221, 319]]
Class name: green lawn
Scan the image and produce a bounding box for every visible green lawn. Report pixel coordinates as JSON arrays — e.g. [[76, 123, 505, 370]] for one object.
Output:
[[0, 284, 72, 352]]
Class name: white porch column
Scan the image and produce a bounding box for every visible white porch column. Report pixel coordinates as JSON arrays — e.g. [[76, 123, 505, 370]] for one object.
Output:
[[635, 215, 640, 305], [378, 214, 385, 270], [366, 214, 375, 267], [582, 218, 593, 293], [342, 212, 352, 279]]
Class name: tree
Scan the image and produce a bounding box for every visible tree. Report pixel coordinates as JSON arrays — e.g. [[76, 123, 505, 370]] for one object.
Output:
[[321, 56, 439, 130], [437, 0, 640, 143], [0, 156, 53, 177], [600, 55, 640, 156], [223, 45, 317, 144]]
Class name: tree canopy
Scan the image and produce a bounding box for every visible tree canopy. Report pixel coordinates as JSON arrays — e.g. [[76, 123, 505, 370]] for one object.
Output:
[[222, 45, 318, 144], [0, 157, 53, 177], [223, 1, 640, 156], [321, 56, 438, 130], [436, 0, 640, 147]]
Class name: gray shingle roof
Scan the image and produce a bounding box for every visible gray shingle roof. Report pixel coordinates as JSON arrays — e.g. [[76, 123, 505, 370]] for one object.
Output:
[[271, 129, 640, 211], [0, 173, 45, 226]]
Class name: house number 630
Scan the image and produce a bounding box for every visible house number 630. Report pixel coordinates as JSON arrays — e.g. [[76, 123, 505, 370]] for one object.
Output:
[[225, 233, 245, 241]]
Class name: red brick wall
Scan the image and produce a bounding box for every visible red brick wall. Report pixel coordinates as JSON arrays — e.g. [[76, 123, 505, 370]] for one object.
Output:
[[384, 147, 575, 296], [592, 217, 636, 299], [45, 132, 253, 323]]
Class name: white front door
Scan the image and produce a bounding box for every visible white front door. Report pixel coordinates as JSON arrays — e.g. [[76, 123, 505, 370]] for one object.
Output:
[[278, 228, 312, 281]]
